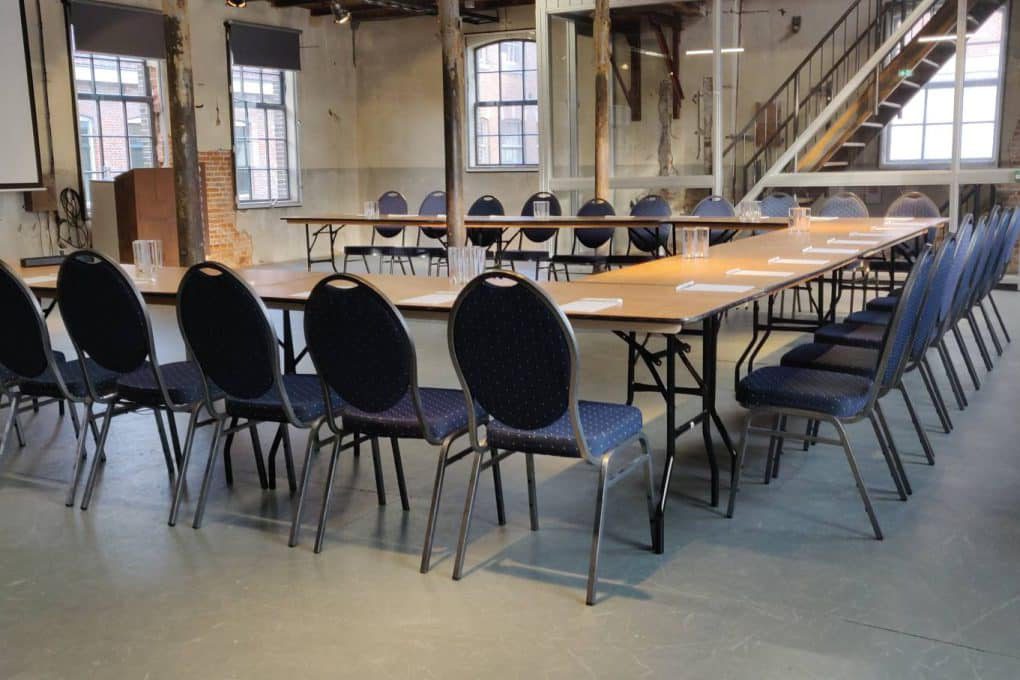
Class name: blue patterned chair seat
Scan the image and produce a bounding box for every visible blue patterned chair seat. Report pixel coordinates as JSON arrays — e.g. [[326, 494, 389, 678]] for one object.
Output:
[[737, 366, 873, 418], [814, 322, 886, 349], [118, 361, 224, 407], [845, 309, 892, 326], [1, 351, 66, 388], [488, 401, 642, 458], [781, 342, 879, 378], [19, 356, 119, 399], [226, 373, 341, 423], [340, 387, 484, 440], [866, 294, 900, 312]]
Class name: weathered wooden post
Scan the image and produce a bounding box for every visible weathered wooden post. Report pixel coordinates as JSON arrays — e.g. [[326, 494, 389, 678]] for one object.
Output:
[[593, 0, 610, 200], [438, 0, 466, 247], [163, 0, 204, 265]]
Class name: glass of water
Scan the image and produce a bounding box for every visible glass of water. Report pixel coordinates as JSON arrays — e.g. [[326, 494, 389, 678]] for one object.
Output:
[[680, 228, 709, 258], [132, 239, 163, 282], [364, 200, 380, 218], [533, 200, 550, 218], [789, 207, 811, 232]]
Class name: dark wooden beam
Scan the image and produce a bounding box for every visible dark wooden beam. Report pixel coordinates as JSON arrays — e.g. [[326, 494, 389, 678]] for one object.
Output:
[[438, 0, 466, 247], [593, 0, 610, 200], [163, 0, 204, 265]]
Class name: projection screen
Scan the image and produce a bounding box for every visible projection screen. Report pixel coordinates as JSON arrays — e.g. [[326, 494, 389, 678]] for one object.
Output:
[[0, 0, 43, 191]]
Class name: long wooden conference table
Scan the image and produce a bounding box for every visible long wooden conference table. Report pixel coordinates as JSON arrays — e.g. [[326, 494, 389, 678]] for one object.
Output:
[[282, 213, 789, 272], [19, 215, 944, 553]]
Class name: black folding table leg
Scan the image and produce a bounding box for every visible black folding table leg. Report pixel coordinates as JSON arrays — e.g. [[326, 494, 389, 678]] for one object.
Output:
[[652, 333, 677, 555], [701, 317, 721, 508]]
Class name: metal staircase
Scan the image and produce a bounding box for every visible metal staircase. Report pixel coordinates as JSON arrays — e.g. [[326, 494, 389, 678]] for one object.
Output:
[[724, 0, 1006, 200]]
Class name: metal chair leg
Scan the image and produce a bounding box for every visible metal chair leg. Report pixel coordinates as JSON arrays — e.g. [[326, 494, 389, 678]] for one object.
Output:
[[65, 405, 94, 508], [192, 419, 226, 530], [988, 293, 1010, 343], [490, 446, 506, 526], [952, 324, 981, 390], [937, 340, 968, 410], [966, 312, 994, 371], [420, 435, 454, 573], [639, 434, 655, 548], [832, 419, 883, 540], [391, 437, 410, 511], [726, 412, 753, 519], [525, 453, 539, 531], [249, 424, 269, 490], [370, 437, 386, 506], [166, 410, 183, 465], [770, 415, 788, 480], [152, 408, 176, 483], [585, 453, 611, 606], [280, 427, 297, 493], [288, 432, 321, 547], [452, 449, 485, 580], [314, 437, 343, 554], [978, 300, 1003, 356], [79, 404, 116, 511], [223, 416, 238, 483], [874, 401, 911, 496], [168, 407, 204, 526], [763, 414, 782, 484], [898, 385, 936, 466], [868, 411, 907, 501], [12, 410, 25, 449], [0, 394, 21, 457], [918, 358, 952, 433]]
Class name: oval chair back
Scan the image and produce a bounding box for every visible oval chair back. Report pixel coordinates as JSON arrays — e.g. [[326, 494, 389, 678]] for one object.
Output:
[[971, 207, 1012, 304], [691, 195, 736, 245], [374, 190, 408, 240], [819, 192, 869, 218], [467, 195, 505, 248], [886, 191, 940, 218], [575, 198, 615, 250], [759, 192, 797, 218], [177, 262, 293, 418], [993, 207, 1020, 283], [0, 261, 62, 386], [937, 214, 974, 329], [949, 215, 989, 323], [909, 235, 958, 364], [304, 274, 417, 427], [520, 191, 561, 244], [57, 251, 152, 398], [449, 271, 588, 458], [875, 244, 936, 393], [418, 190, 447, 241], [628, 194, 670, 254]]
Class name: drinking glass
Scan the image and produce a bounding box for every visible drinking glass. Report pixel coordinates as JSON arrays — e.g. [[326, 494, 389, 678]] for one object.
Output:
[[694, 227, 710, 257], [533, 200, 550, 218], [364, 200, 380, 218], [681, 228, 709, 258], [789, 207, 811, 232], [447, 246, 486, 286], [132, 239, 163, 282]]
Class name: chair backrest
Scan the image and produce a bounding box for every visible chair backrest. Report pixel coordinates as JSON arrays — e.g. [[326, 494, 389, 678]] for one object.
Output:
[[418, 190, 447, 240], [819, 192, 869, 218], [875, 244, 935, 391], [0, 261, 61, 385], [520, 191, 561, 244], [575, 198, 615, 250], [978, 207, 1015, 297], [449, 272, 586, 457], [628, 194, 671, 254], [305, 274, 418, 419], [692, 195, 736, 245], [993, 207, 1020, 283], [374, 190, 408, 239], [958, 214, 997, 310], [886, 191, 940, 218], [57, 250, 151, 378], [759, 192, 797, 218], [937, 214, 974, 328], [177, 262, 288, 412], [909, 235, 958, 362], [467, 195, 505, 248]]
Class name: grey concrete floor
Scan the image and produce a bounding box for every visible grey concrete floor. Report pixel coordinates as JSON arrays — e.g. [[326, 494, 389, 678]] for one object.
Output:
[[1, 262, 1019, 679]]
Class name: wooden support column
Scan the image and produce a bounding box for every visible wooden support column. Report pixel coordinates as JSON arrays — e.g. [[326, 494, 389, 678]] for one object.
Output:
[[593, 0, 611, 200], [438, 0, 466, 248], [163, 0, 204, 265]]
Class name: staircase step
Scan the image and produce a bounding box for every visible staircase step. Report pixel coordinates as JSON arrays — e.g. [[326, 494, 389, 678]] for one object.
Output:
[[842, 141, 866, 148], [921, 57, 939, 67], [823, 161, 850, 168], [879, 101, 902, 109], [861, 121, 884, 129], [898, 80, 922, 89]]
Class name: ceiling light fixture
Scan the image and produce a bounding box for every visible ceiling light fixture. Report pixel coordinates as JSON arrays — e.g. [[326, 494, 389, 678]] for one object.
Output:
[[917, 33, 973, 43], [330, 0, 351, 24], [684, 47, 745, 56], [225, 0, 247, 8]]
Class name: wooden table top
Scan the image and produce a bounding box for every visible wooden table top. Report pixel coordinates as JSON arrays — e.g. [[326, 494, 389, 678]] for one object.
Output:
[[13, 216, 946, 335], [281, 213, 788, 230]]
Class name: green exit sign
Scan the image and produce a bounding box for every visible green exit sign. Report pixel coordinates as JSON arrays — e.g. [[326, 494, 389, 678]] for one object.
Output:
[[898, 68, 913, 77]]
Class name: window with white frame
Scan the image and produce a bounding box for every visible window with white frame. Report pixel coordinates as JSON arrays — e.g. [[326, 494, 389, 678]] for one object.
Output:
[[230, 65, 300, 206], [884, 8, 1006, 165], [469, 39, 539, 169], [73, 52, 168, 208]]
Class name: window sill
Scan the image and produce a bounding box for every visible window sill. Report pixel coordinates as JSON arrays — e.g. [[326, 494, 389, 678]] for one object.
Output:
[[467, 166, 538, 174], [235, 200, 303, 211]]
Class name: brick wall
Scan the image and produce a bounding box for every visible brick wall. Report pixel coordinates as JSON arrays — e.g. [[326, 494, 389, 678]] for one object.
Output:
[[1001, 120, 1020, 273], [199, 150, 253, 267]]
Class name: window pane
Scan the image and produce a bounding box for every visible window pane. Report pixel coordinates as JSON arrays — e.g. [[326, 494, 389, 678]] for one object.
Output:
[[924, 88, 954, 124], [501, 71, 523, 101], [893, 91, 925, 125], [499, 106, 522, 136], [500, 137, 523, 165], [476, 44, 499, 72], [962, 85, 997, 122], [74, 56, 94, 94], [523, 105, 538, 135], [120, 59, 146, 97], [477, 72, 500, 102], [500, 41, 523, 70], [961, 122, 995, 159], [129, 137, 153, 168], [524, 41, 537, 70], [92, 56, 120, 95], [271, 169, 290, 200], [268, 139, 288, 170], [99, 100, 127, 136], [524, 135, 538, 165], [476, 105, 498, 136], [250, 169, 270, 202], [236, 170, 252, 202], [101, 136, 129, 177], [887, 126, 923, 161], [477, 135, 498, 165], [923, 123, 952, 160], [125, 101, 152, 137], [262, 72, 283, 106], [524, 70, 538, 101], [267, 108, 287, 139]]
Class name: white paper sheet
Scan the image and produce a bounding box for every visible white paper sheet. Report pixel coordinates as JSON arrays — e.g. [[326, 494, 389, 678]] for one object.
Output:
[[848, 232, 887, 239], [768, 257, 831, 265], [399, 292, 459, 305], [827, 238, 883, 246], [810, 216, 839, 221], [559, 298, 624, 314], [725, 268, 795, 278], [676, 281, 756, 293], [883, 217, 916, 223], [803, 246, 859, 255], [870, 225, 915, 232], [23, 275, 56, 284]]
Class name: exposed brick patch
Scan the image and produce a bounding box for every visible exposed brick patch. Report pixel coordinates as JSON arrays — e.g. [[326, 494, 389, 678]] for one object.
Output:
[[199, 150, 253, 267], [1000, 120, 1020, 273]]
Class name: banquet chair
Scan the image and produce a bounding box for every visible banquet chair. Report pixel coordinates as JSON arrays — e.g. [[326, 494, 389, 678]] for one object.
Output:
[[343, 191, 427, 275], [607, 194, 671, 267], [551, 198, 615, 280], [691, 195, 736, 245], [415, 190, 449, 276], [501, 192, 561, 279], [447, 271, 654, 605]]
